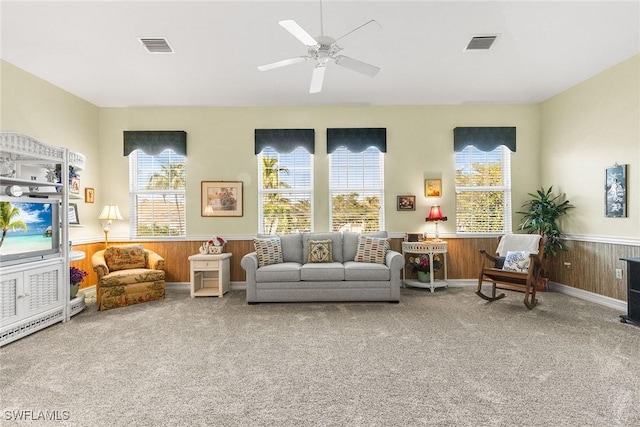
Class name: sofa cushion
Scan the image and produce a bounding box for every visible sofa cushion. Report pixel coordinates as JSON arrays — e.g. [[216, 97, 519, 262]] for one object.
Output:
[[502, 251, 530, 272], [254, 238, 284, 267], [104, 244, 147, 272], [300, 262, 345, 281], [354, 235, 389, 264], [258, 233, 303, 264], [343, 261, 390, 281], [256, 262, 302, 282], [302, 232, 343, 262], [307, 239, 333, 263], [343, 231, 387, 261]]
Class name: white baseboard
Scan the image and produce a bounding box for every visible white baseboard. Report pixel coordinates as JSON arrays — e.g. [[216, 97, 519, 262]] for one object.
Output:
[[548, 281, 627, 312]]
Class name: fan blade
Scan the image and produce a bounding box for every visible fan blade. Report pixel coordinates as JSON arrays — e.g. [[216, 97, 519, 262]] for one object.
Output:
[[258, 56, 308, 71], [279, 20, 318, 46], [335, 19, 382, 42], [309, 65, 326, 94], [334, 55, 380, 77]]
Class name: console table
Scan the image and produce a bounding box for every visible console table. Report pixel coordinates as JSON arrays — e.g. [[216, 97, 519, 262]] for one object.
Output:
[[620, 257, 640, 327], [188, 253, 231, 298], [402, 241, 448, 292]]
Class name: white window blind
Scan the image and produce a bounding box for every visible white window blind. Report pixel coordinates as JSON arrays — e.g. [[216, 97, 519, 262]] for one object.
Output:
[[129, 150, 186, 237], [329, 147, 384, 232], [258, 147, 313, 234], [455, 145, 511, 233]]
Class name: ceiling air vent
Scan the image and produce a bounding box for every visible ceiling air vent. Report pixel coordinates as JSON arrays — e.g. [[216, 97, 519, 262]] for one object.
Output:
[[465, 35, 498, 50], [139, 38, 173, 53]]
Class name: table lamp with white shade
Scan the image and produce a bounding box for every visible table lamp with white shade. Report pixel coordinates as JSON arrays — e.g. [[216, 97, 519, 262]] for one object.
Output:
[[98, 204, 123, 248]]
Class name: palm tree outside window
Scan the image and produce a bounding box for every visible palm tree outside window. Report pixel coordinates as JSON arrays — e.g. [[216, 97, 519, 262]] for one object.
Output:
[[129, 149, 186, 237]]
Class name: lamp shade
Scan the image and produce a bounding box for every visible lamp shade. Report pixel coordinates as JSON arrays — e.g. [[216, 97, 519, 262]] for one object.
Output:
[[98, 204, 123, 221], [426, 205, 447, 222]]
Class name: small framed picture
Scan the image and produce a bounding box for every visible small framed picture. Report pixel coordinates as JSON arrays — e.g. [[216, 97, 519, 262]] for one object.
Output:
[[70, 178, 80, 194], [425, 179, 442, 197], [84, 187, 95, 203], [397, 195, 416, 211], [201, 181, 243, 217], [69, 203, 80, 224], [605, 164, 627, 217]]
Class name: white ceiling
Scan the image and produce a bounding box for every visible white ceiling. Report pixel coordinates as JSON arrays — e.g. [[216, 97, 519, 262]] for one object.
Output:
[[2, 0, 639, 108]]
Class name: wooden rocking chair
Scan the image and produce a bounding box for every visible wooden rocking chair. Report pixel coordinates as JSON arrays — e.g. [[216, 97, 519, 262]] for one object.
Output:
[[477, 234, 545, 310]]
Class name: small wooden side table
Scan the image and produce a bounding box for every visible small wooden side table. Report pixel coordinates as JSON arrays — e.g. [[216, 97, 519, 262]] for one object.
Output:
[[188, 253, 232, 298], [401, 241, 448, 293]]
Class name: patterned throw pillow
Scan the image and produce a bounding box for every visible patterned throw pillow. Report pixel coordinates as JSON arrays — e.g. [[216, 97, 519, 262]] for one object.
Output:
[[104, 244, 147, 272], [354, 236, 389, 264], [254, 238, 284, 267], [502, 251, 531, 272], [307, 239, 333, 263]]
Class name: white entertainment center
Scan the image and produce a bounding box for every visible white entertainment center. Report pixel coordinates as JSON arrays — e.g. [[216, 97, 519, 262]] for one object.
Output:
[[0, 132, 85, 346]]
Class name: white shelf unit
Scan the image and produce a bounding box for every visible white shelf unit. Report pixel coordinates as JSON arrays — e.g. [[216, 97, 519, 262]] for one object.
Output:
[[188, 253, 232, 298], [0, 132, 85, 346], [402, 240, 449, 293]]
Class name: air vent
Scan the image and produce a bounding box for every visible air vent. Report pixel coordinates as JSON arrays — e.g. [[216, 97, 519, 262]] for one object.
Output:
[[465, 35, 498, 50], [139, 38, 173, 53]]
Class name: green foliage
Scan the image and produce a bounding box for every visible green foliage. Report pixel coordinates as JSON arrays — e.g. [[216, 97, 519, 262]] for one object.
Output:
[[331, 192, 380, 232], [516, 186, 573, 257], [0, 202, 28, 248], [145, 162, 186, 236], [137, 223, 182, 237]]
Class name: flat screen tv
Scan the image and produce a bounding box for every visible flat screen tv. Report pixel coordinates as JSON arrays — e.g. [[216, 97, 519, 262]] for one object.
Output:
[[0, 196, 61, 266]]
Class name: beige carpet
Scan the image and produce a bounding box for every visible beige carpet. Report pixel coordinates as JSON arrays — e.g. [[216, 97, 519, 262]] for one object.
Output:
[[1, 286, 639, 426]]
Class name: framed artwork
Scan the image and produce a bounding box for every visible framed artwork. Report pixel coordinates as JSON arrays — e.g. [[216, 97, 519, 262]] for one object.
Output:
[[425, 179, 442, 197], [70, 178, 80, 194], [84, 187, 95, 203], [605, 164, 627, 217], [69, 203, 80, 224], [397, 195, 416, 211], [201, 181, 243, 217]]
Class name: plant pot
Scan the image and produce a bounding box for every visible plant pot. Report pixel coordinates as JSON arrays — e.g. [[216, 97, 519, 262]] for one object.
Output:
[[536, 277, 548, 292], [417, 271, 430, 283], [70, 283, 79, 299]]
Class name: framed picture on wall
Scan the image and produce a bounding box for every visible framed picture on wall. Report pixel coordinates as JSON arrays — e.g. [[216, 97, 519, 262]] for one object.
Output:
[[397, 195, 416, 211], [201, 181, 243, 217], [84, 187, 95, 203], [425, 179, 442, 197], [605, 164, 627, 217]]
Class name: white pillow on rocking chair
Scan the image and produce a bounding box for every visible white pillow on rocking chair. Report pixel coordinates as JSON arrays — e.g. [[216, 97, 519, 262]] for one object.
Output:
[[502, 251, 530, 272]]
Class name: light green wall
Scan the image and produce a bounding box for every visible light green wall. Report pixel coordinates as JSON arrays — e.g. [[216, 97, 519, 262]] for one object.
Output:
[[99, 104, 540, 237], [541, 54, 640, 238], [0, 60, 101, 242]]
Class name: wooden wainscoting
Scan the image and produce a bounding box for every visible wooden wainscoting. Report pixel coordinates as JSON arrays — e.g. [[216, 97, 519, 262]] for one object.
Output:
[[70, 236, 638, 301]]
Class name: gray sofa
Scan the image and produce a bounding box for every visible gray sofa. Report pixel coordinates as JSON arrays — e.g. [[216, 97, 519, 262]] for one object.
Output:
[[241, 231, 403, 304]]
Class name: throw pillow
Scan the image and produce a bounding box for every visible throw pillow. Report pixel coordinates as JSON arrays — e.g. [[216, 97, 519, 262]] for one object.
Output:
[[104, 244, 147, 272], [307, 239, 333, 263], [502, 251, 530, 272], [354, 236, 389, 264], [254, 237, 284, 267]]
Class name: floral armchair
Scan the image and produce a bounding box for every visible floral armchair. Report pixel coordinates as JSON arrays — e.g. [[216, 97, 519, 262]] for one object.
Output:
[[92, 244, 165, 311]]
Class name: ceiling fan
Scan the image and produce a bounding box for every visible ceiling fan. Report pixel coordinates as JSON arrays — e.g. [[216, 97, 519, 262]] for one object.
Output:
[[258, 8, 381, 94]]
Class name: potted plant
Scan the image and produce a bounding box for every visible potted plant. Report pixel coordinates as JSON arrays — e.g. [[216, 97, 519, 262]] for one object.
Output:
[[69, 266, 88, 299], [517, 186, 573, 287], [406, 254, 442, 283]]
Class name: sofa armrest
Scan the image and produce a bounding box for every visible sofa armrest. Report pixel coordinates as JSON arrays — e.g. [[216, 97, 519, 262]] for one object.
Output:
[[91, 251, 109, 279], [385, 250, 404, 270], [146, 250, 165, 271], [241, 252, 259, 303]]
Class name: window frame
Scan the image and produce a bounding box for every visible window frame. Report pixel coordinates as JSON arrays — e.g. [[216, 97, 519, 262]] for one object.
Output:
[[454, 145, 512, 235], [129, 149, 187, 239], [329, 146, 385, 232]]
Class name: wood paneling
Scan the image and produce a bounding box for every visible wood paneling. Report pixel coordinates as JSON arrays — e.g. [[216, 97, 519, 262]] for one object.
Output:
[[71, 237, 639, 301]]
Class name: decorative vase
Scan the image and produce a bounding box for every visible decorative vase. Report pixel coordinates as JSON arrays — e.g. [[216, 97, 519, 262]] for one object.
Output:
[[417, 271, 430, 283], [199, 245, 208, 255], [70, 283, 79, 299]]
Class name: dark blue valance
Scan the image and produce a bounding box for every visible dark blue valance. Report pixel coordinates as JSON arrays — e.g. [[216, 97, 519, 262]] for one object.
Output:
[[254, 129, 315, 154], [453, 127, 516, 152], [327, 128, 387, 153], [124, 131, 187, 156]]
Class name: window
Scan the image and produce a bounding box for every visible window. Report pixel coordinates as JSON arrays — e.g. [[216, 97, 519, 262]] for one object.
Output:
[[455, 145, 512, 233], [329, 147, 384, 232], [258, 147, 313, 234], [129, 149, 186, 237]]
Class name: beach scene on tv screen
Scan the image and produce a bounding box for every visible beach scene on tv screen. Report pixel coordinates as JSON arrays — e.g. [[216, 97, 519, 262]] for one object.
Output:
[[0, 201, 54, 255]]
